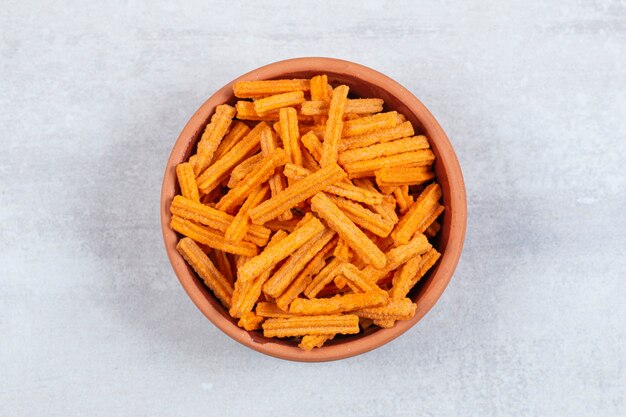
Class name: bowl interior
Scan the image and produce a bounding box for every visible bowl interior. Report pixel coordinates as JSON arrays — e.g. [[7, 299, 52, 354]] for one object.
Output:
[[161, 58, 466, 361]]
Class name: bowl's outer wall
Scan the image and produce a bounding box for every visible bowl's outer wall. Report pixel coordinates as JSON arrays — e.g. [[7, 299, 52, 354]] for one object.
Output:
[[161, 57, 467, 362]]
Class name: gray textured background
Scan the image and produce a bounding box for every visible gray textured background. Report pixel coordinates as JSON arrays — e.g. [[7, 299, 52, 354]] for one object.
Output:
[[1, 1, 625, 416]]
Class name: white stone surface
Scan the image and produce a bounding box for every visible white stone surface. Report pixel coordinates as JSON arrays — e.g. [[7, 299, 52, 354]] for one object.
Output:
[[1, 1, 625, 415]]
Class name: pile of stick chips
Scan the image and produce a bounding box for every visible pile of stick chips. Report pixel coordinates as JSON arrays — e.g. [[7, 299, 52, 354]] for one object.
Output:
[[170, 75, 443, 350]]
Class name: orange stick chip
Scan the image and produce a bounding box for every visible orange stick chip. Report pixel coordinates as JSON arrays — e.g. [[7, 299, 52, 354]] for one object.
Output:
[[238, 216, 325, 282], [301, 99, 383, 116], [339, 263, 380, 293], [343, 98, 384, 114], [259, 126, 292, 221], [196, 104, 237, 154], [339, 121, 415, 151], [249, 163, 347, 225], [227, 153, 264, 188], [301, 146, 321, 172], [299, 100, 331, 116], [425, 220, 441, 238], [254, 91, 305, 115], [213, 249, 234, 285], [235, 101, 280, 121], [196, 122, 266, 194], [328, 182, 385, 205], [355, 298, 417, 321], [171, 216, 258, 257], [310, 192, 387, 268], [343, 150, 435, 179], [328, 195, 394, 237], [320, 85, 349, 167], [373, 319, 396, 328], [381, 195, 400, 221], [281, 162, 309, 181], [278, 107, 302, 166], [282, 163, 381, 205], [299, 334, 334, 351], [234, 79, 310, 99], [377, 183, 395, 195], [193, 104, 237, 175], [310, 75, 331, 102], [416, 248, 441, 284], [272, 121, 282, 137], [388, 249, 442, 300], [353, 178, 399, 224], [230, 230, 287, 318], [225, 185, 269, 243], [334, 275, 348, 290], [176, 162, 200, 202], [393, 185, 414, 214], [255, 301, 299, 318], [262, 314, 360, 338], [304, 257, 343, 299], [213, 121, 251, 162], [388, 255, 422, 300], [333, 239, 352, 262], [238, 312, 265, 330], [362, 233, 432, 284], [263, 228, 336, 298], [176, 237, 233, 309], [310, 74, 331, 125], [375, 165, 435, 187], [170, 195, 271, 247], [300, 124, 326, 140], [275, 236, 337, 310], [416, 203, 444, 235], [275, 257, 325, 311], [342, 111, 399, 137], [289, 291, 388, 315], [236, 254, 252, 270], [338, 136, 430, 165], [301, 131, 323, 161], [391, 183, 442, 245], [216, 148, 288, 213]]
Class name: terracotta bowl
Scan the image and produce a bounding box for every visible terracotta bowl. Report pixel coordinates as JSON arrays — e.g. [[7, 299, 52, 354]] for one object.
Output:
[[161, 57, 467, 362]]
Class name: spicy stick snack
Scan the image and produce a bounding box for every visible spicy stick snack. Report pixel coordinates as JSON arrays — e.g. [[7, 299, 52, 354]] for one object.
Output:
[[169, 75, 446, 350]]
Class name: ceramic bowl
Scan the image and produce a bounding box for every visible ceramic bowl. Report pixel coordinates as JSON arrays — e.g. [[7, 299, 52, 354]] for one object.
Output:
[[161, 57, 466, 362]]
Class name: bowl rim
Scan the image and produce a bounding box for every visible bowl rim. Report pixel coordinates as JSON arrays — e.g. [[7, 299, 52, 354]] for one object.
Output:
[[161, 57, 467, 362]]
